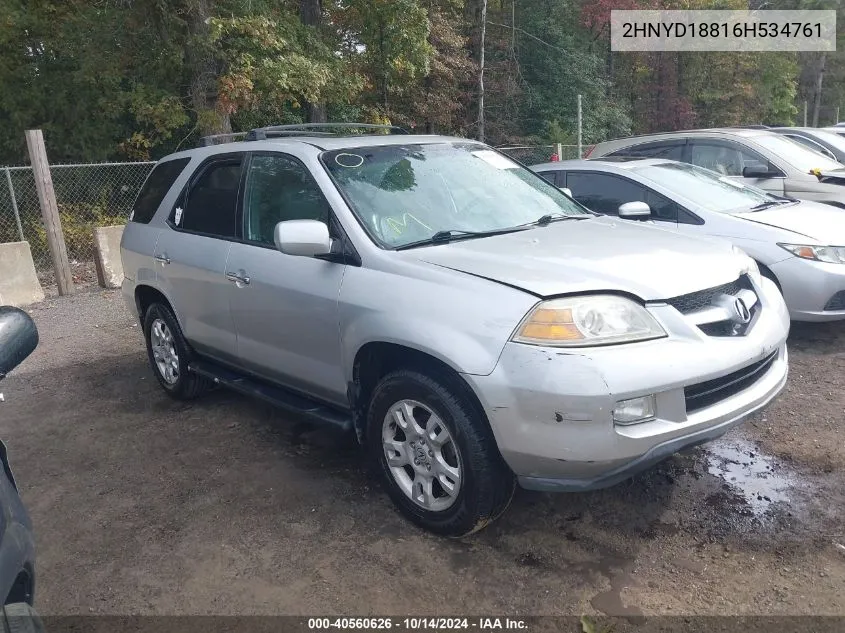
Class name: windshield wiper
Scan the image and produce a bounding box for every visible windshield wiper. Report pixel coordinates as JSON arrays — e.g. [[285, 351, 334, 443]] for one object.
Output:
[[533, 213, 589, 225], [750, 199, 792, 211], [395, 227, 530, 250]]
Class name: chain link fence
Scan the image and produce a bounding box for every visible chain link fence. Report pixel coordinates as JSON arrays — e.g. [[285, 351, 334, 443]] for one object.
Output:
[[0, 161, 155, 285], [496, 144, 584, 165]]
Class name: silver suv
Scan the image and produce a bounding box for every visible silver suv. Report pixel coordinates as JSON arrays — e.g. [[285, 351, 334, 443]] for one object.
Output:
[[121, 124, 790, 535]]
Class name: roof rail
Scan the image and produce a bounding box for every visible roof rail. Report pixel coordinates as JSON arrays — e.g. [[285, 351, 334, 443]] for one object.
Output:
[[198, 122, 409, 148], [198, 132, 249, 147], [245, 123, 409, 141]]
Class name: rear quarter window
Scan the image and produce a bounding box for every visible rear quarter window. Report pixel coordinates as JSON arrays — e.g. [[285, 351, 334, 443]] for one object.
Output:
[[130, 158, 191, 224]]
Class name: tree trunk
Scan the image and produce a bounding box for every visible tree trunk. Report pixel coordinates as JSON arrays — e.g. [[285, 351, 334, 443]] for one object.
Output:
[[300, 0, 321, 26], [379, 20, 389, 111], [300, 0, 327, 123], [812, 52, 826, 127], [464, 0, 486, 140], [187, 0, 231, 136]]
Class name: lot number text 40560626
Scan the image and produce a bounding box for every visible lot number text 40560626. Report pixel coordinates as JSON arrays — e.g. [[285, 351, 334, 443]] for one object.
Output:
[[307, 617, 529, 631]]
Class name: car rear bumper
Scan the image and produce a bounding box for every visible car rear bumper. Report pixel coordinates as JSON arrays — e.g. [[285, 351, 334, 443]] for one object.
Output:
[[770, 256, 845, 321], [462, 279, 790, 491]]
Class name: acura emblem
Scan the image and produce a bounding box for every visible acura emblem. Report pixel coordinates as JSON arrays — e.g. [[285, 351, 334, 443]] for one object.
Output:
[[734, 297, 751, 324]]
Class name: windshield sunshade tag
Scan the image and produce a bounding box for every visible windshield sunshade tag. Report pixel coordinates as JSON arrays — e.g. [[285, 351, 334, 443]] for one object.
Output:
[[472, 150, 520, 170]]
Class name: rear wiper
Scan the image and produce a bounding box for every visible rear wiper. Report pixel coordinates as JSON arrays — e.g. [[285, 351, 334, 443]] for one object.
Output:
[[395, 227, 529, 250]]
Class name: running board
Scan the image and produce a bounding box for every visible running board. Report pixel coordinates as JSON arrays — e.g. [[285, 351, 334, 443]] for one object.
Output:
[[188, 360, 353, 433]]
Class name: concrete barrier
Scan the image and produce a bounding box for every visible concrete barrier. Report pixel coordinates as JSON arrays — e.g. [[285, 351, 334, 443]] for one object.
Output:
[[0, 242, 45, 307], [93, 225, 125, 289]]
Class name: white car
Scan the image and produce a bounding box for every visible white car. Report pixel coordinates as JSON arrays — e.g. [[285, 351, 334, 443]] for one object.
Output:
[[533, 157, 845, 322]]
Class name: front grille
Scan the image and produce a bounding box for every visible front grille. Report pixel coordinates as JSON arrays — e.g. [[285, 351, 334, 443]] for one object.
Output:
[[666, 276, 750, 315], [824, 291, 845, 311], [684, 351, 778, 414]]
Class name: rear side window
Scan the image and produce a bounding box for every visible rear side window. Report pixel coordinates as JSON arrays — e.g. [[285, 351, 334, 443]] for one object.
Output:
[[130, 158, 190, 224], [610, 142, 683, 161], [177, 158, 243, 239]]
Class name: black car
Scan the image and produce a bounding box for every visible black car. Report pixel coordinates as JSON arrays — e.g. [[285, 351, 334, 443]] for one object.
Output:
[[0, 306, 44, 633]]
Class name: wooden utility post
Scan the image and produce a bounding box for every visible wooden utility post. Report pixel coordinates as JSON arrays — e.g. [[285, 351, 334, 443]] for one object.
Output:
[[25, 129, 74, 295], [477, 0, 487, 143]]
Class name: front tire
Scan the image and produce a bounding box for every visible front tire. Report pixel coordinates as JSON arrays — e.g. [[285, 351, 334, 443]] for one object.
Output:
[[143, 303, 211, 400], [367, 369, 515, 536]]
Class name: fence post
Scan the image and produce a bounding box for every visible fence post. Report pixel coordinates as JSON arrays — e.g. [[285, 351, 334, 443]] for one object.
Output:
[[25, 129, 74, 295], [4, 168, 24, 242], [577, 94, 583, 158]]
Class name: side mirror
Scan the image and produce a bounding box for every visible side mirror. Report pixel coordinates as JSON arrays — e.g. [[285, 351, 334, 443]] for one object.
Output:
[[0, 306, 39, 380], [274, 220, 333, 258], [618, 201, 651, 219], [742, 163, 779, 179], [559, 187, 573, 197]]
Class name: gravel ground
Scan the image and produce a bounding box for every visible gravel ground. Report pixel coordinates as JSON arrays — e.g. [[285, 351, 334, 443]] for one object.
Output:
[[1, 289, 844, 617]]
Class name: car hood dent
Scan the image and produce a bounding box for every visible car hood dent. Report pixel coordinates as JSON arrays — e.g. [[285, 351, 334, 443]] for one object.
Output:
[[738, 201, 845, 242], [410, 217, 745, 300]]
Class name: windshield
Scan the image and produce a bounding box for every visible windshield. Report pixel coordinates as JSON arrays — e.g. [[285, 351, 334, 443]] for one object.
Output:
[[796, 129, 845, 153], [752, 133, 844, 172], [632, 162, 782, 213], [321, 142, 591, 248]]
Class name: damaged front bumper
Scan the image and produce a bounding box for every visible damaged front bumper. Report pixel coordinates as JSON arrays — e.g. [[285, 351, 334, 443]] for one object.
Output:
[[462, 279, 790, 492]]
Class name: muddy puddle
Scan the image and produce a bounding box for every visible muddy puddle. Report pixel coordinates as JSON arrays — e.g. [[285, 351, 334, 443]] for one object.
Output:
[[705, 437, 797, 514]]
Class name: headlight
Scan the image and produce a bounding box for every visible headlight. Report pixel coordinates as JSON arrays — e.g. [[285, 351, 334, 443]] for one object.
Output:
[[512, 295, 666, 347], [778, 243, 845, 264]]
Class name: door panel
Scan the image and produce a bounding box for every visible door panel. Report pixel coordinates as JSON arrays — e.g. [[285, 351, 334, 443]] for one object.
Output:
[[153, 154, 245, 363], [228, 152, 347, 405], [154, 231, 237, 362], [227, 244, 347, 404]]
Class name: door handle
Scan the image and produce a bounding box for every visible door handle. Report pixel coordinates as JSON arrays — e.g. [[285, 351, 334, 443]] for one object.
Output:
[[154, 254, 171, 265], [226, 271, 251, 286]]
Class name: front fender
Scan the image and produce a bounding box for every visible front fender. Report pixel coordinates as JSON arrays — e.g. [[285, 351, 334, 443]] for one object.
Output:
[[342, 314, 507, 382], [338, 268, 538, 381]]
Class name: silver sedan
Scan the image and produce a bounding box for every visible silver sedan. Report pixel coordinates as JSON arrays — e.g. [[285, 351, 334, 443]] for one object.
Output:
[[532, 157, 845, 322]]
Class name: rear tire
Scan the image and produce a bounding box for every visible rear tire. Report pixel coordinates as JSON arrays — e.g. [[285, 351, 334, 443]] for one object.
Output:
[[367, 369, 515, 537], [2, 604, 45, 633], [143, 303, 211, 400]]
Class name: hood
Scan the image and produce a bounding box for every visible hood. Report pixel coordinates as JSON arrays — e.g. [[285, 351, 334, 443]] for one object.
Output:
[[409, 217, 747, 300], [738, 200, 845, 241]]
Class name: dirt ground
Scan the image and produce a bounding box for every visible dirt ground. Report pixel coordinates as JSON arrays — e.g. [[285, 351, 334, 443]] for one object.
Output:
[[1, 289, 844, 617]]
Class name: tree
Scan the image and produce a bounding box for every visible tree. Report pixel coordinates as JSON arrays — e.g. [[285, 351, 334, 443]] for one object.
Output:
[[299, 0, 328, 123]]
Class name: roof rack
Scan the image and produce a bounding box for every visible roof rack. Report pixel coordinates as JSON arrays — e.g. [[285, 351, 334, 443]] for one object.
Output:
[[198, 123, 409, 147]]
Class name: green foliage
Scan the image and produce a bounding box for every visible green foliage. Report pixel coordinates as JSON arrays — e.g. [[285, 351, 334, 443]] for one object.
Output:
[[29, 202, 127, 262], [0, 0, 839, 164]]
